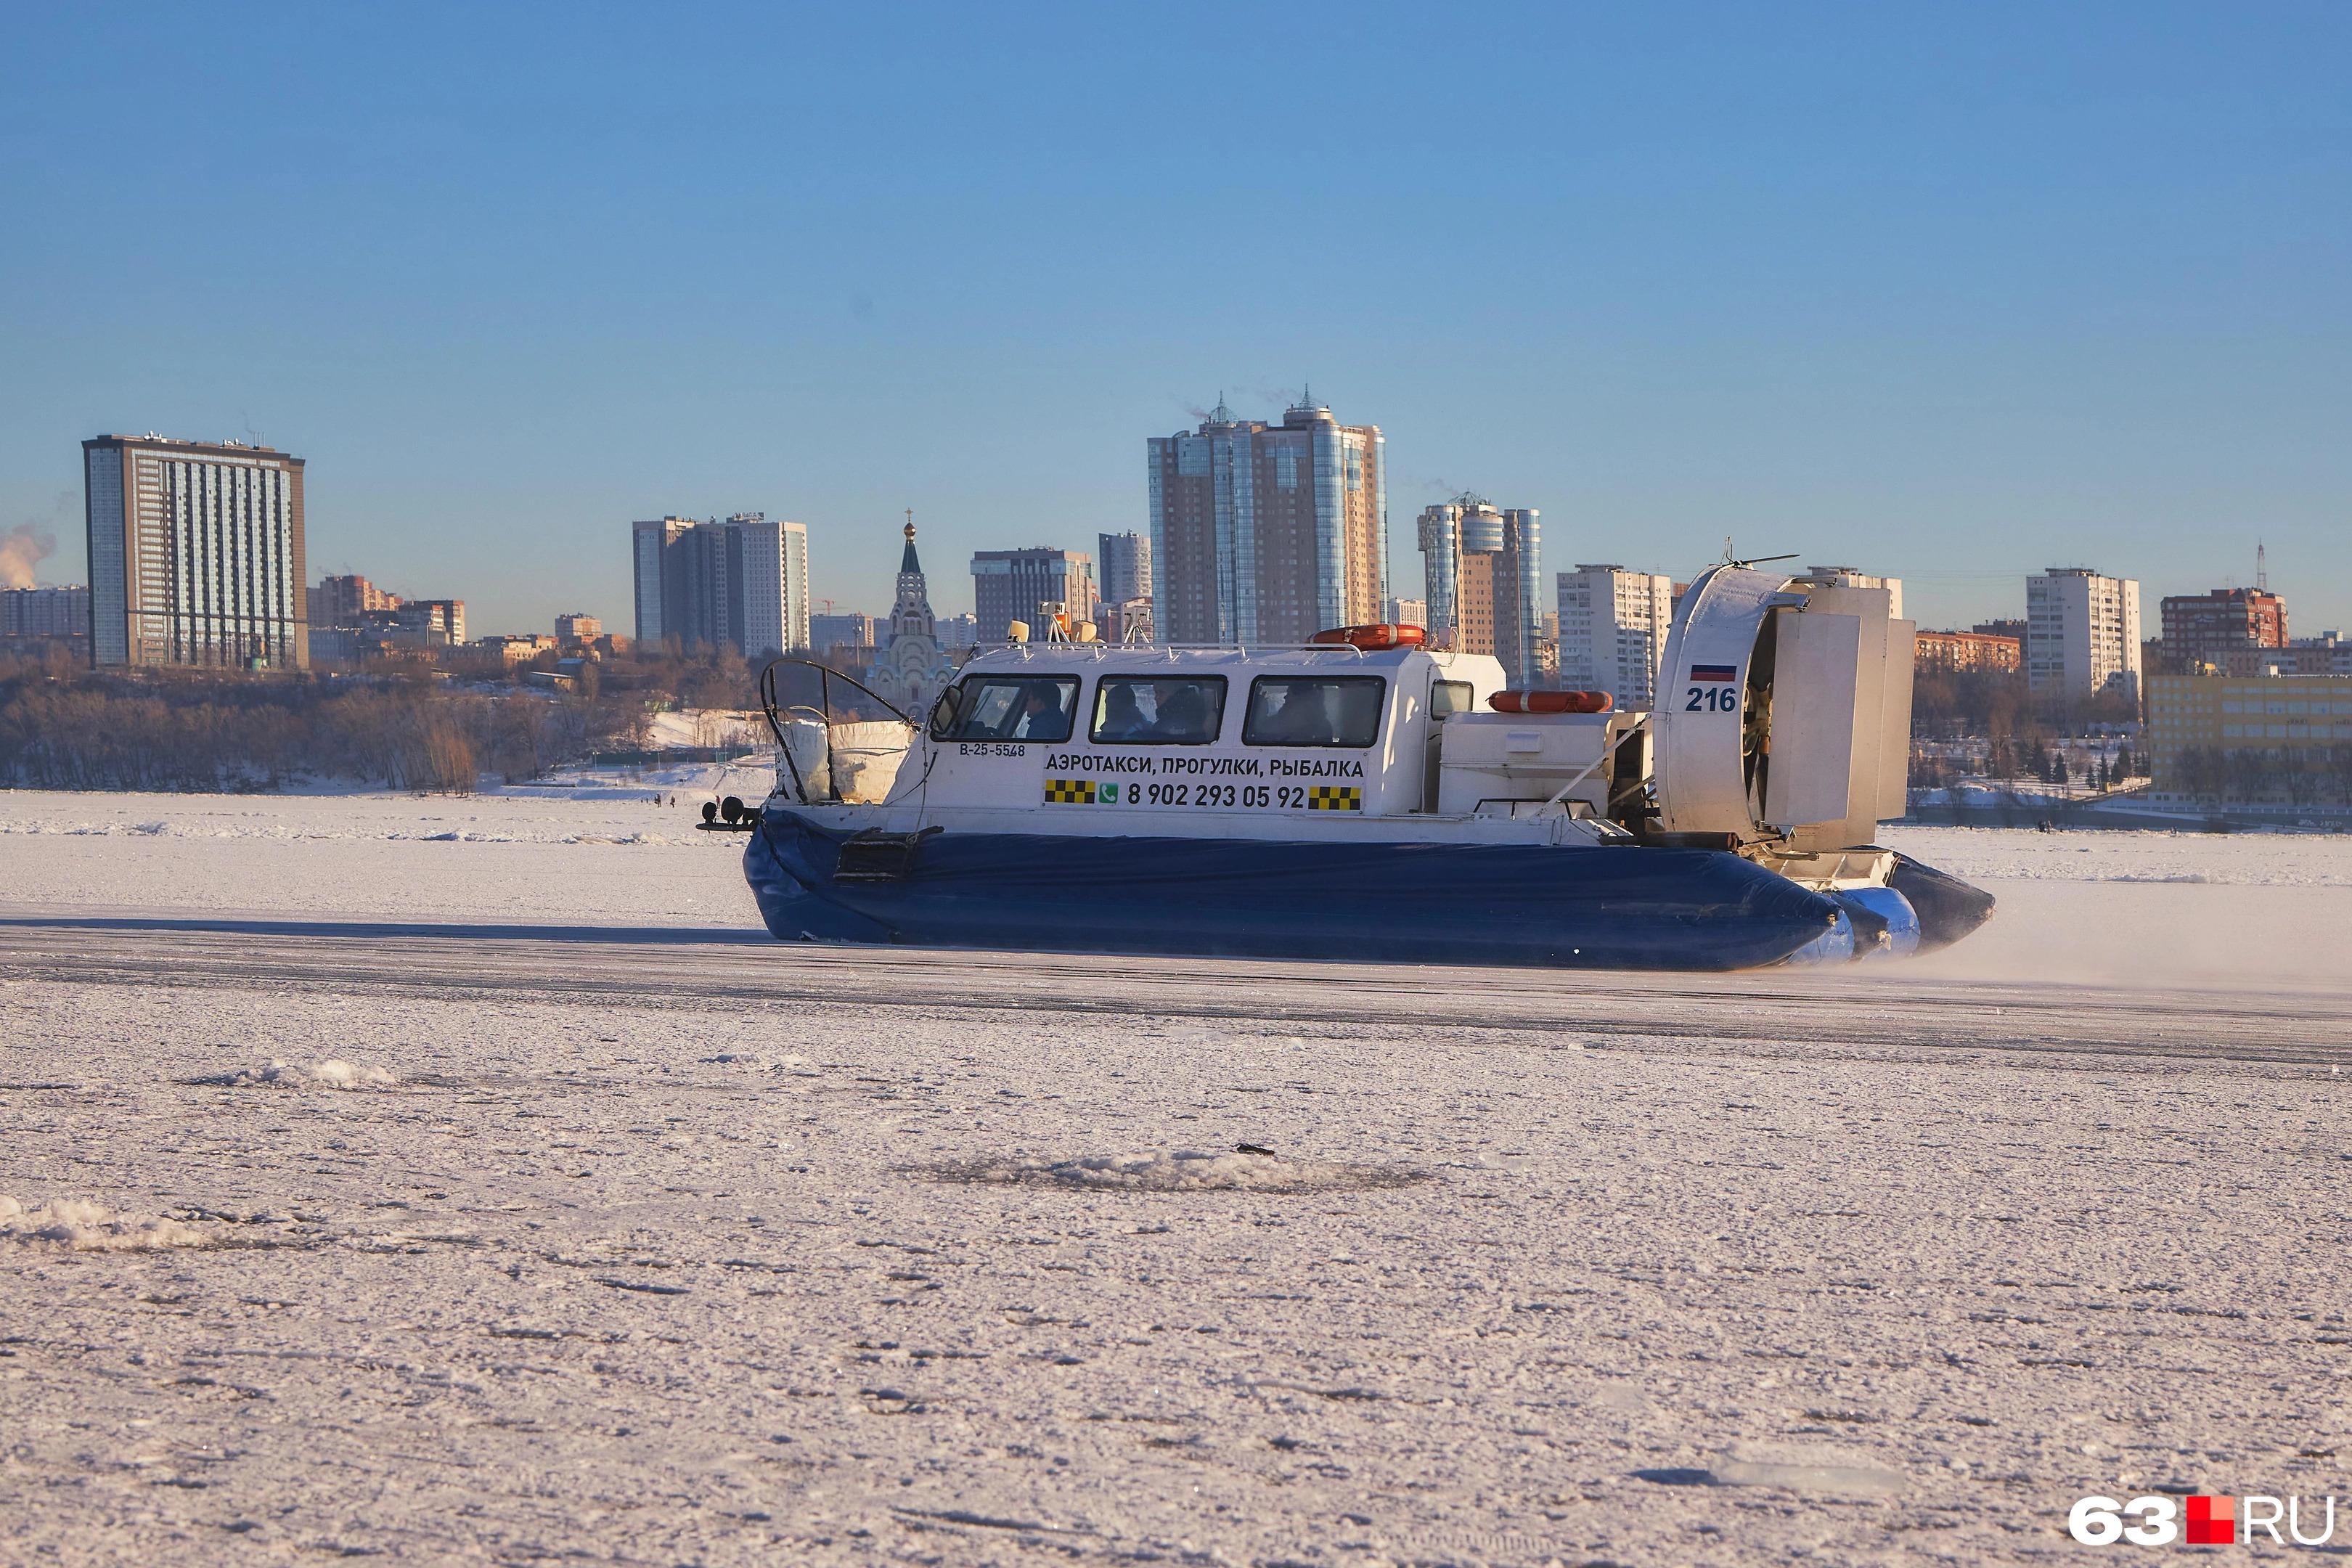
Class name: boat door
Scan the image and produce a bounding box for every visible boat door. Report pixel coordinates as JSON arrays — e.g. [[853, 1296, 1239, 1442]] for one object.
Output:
[[1424, 672, 1474, 811]]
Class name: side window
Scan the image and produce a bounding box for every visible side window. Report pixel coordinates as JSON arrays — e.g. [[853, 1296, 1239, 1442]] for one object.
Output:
[[934, 677, 1079, 743], [1431, 679, 1472, 719], [1243, 676, 1388, 748], [1088, 676, 1228, 744]]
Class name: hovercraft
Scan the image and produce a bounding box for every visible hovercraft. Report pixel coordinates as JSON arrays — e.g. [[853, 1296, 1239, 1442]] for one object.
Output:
[[738, 563, 1993, 971]]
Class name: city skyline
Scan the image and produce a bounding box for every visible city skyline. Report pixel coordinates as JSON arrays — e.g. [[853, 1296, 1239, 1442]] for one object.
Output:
[[3, 5, 2348, 637]]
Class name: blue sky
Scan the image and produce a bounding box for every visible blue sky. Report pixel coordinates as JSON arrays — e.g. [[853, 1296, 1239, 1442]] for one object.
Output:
[[3, 2, 2346, 635]]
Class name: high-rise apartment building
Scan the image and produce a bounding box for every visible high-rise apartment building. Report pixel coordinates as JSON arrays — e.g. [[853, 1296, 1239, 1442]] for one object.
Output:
[[0, 585, 89, 642], [1555, 565, 1675, 706], [2026, 567, 2141, 703], [971, 547, 1097, 644], [2158, 587, 2288, 674], [1147, 396, 1386, 646], [1098, 531, 1152, 606], [1418, 498, 1543, 687], [629, 513, 809, 658], [555, 612, 603, 642], [632, 517, 690, 644], [309, 573, 400, 628], [83, 434, 307, 669], [810, 611, 878, 653], [1385, 595, 1428, 629], [405, 598, 465, 645]]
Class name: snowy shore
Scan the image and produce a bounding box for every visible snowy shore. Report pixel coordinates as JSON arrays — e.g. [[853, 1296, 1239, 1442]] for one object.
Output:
[[2, 790, 2348, 1564]]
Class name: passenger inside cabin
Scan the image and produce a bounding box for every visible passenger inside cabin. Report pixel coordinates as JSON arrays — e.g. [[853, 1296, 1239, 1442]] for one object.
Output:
[[1092, 682, 1150, 743], [1242, 677, 1387, 748], [1145, 681, 1220, 744], [1255, 686, 1334, 745]]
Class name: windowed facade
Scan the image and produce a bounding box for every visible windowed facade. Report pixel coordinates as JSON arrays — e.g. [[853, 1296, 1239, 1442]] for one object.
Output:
[[83, 435, 308, 669], [1088, 676, 1228, 745], [1242, 676, 1387, 748], [1147, 399, 1385, 646], [934, 676, 1079, 743]]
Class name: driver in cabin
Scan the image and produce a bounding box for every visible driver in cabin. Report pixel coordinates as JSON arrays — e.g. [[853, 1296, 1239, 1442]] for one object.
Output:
[[1094, 682, 1149, 742], [1010, 682, 1068, 740]]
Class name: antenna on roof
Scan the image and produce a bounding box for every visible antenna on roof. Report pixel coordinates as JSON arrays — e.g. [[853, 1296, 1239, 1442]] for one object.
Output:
[[1720, 537, 1798, 569], [2257, 539, 2268, 593]]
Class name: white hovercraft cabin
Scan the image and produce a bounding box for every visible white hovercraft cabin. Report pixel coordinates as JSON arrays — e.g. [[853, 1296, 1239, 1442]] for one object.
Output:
[[741, 565, 1997, 968]]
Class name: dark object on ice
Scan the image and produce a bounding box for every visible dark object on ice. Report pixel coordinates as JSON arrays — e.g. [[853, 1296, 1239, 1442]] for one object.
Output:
[[1236, 1143, 1275, 1156], [1885, 852, 1998, 952], [1632, 1467, 1718, 1487], [696, 795, 761, 833]]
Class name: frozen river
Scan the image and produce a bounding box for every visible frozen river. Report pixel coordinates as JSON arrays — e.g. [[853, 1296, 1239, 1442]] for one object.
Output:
[[3, 790, 2349, 1564]]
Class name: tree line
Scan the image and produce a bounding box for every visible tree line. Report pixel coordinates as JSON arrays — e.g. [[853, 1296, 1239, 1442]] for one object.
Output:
[[2166, 745, 2352, 809], [0, 642, 766, 793]]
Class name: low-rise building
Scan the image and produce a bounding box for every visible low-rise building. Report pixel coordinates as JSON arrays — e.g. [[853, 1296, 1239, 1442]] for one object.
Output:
[[555, 612, 603, 643], [1916, 629, 2022, 674], [2147, 671, 2352, 802], [475, 634, 558, 665]]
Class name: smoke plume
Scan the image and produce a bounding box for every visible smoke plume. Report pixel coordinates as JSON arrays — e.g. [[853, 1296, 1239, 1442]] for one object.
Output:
[[0, 523, 56, 590]]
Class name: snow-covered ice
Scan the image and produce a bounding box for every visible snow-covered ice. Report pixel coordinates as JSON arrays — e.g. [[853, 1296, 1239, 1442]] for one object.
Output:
[[2, 789, 2349, 1564], [0, 1196, 210, 1252]]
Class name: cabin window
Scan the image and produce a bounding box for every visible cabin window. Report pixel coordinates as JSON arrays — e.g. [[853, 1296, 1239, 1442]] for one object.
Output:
[[1087, 676, 1228, 745], [933, 676, 1079, 743], [1243, 676, 1387, 748], [1431, 679, 1473, 719]]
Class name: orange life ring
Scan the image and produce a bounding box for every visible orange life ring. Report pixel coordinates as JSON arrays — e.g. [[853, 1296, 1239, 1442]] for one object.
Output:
[[1308, 623, 1428, 651], [1489, 689, 1613, 714]]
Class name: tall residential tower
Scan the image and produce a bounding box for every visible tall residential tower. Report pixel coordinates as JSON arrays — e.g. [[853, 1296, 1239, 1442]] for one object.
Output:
[[2026, 567, 2141, 703], [1555, 565, 1675, 706], [1147, 396, 1386, 646], [629, 513, 809, 658], [1417, 496, 1543, 687], [83, 433, 307, 669], [971, 547, 1097, 644]]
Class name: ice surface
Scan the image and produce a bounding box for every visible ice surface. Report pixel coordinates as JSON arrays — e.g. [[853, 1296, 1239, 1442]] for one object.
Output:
[[2, 792, 2349, 1564], [0, 1195, 208, 1251], [1708, 1457, 1910, 1495], [932, 1146, 1427, 1192], [193, 1058, 396, 1090]]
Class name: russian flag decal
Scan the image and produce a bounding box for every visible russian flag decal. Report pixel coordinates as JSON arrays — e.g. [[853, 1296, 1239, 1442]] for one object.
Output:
[[1689, 663, 1738, 683]]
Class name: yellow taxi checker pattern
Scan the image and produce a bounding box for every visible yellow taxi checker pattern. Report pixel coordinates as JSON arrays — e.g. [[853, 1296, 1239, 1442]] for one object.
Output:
[[1043, 779, 1098, 804], [1306, 785, 1363, 811]]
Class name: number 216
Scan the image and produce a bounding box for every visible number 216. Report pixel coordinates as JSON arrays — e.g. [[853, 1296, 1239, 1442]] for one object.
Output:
[[1684, 686, 1737, 712]]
